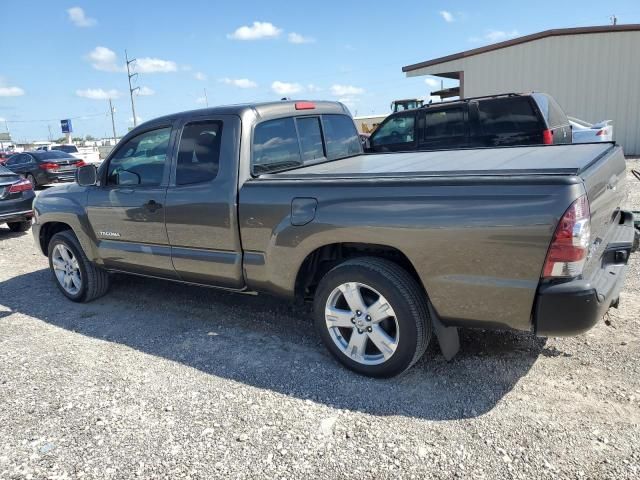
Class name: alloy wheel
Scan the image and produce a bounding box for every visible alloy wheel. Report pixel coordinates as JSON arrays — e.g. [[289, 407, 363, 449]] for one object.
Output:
[[52, 244, 82, 295], [324, 282, 399, 365]]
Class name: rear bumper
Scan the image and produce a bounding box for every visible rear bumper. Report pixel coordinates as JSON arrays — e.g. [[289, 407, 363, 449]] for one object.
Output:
[[0, 192, 35, 224], [0, 209, 33, 224], [534, 210, 637, 336]]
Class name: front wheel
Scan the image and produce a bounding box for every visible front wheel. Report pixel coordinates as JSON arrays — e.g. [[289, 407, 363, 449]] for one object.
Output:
[[48, 230, 110, 302], [314, 257, 431, 378]]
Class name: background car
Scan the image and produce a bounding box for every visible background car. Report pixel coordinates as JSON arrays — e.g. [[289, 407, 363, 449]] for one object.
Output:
[[569, 116, 613, 143], [0, 151, 13, 165], [3, 150, 85, 188], [0, 163, 34, 232], [365, 92, 572, 153]]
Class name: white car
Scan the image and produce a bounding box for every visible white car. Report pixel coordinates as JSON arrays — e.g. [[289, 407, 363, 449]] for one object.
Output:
[[36, 144, 101, 165], [568, 116, 613, 143]]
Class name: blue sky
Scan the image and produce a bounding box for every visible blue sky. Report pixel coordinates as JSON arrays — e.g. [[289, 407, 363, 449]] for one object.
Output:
[[1, 0, 639, 142]]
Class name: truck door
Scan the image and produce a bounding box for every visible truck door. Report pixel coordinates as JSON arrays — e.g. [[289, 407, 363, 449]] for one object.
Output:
[[86, 124, 177, 278], [164, 114, 244, 289], [367, 112, 417, 152]]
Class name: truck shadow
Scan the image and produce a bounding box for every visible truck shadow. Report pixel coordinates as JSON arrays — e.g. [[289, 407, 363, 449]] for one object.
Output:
[[0, 269, 546, 421]]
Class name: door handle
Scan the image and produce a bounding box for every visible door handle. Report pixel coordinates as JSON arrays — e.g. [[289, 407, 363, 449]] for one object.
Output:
[[143, 200, 162, 212]]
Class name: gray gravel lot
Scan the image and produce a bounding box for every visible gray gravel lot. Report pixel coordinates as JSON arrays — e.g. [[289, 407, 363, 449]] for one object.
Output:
[[1, 161, 639, 479]]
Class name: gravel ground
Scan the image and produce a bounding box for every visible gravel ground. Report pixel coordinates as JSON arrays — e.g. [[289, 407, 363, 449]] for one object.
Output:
[[1, 161, 639, 480]]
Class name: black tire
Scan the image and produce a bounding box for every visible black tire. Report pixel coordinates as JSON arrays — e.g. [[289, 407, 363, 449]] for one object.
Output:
[[48, 230, 110, 302], [314, 257, 431, 378], [7, 220, 31, 232], [26, 173, 38, 189]]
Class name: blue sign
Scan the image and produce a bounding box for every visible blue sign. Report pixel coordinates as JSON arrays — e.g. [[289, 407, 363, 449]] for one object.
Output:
[[60, 119, 73, 134]]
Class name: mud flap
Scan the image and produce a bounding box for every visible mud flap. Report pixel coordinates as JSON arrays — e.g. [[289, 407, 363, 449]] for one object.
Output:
[[428, 303, 460, 361]]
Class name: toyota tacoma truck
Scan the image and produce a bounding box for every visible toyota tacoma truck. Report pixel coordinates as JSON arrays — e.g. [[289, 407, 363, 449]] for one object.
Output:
[[32, 101, 637, 377]]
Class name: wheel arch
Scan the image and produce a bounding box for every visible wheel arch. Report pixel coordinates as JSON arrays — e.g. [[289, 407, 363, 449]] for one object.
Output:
[[294, 242, 425, 301]]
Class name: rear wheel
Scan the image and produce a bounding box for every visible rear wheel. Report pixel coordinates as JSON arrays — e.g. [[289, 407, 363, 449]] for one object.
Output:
[[314, 257, 431, 378], [48, 230, 110, 302], [26, 173, 38, 189], [7, 220, 31, 232]]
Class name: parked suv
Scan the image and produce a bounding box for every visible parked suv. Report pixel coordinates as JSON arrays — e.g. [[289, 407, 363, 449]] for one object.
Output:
[[365, 93, 572, 152]]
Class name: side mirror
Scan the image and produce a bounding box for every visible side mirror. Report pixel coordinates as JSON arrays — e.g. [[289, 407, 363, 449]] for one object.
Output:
[[76, 164, 97, 186]]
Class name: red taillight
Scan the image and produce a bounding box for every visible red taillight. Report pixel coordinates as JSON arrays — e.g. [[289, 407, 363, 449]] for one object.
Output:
[[542, 195, 590, 279], [8, 178, 33, 193], [542, 129, 553, 144], [75, 160, 86, 167], [39, 162, 59, 170], [595, 129, 605, 136], [295, 101, 315, 110]]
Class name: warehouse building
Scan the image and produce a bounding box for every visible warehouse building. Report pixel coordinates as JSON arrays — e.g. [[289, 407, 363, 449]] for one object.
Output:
[[402, 24, 640, 154]]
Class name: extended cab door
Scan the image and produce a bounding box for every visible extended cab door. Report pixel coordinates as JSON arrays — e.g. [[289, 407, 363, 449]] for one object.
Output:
[[86, 124, 177, 278], [164, 114, 244, 289]]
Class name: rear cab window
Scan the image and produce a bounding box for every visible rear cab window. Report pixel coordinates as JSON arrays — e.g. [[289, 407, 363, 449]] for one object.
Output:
[[252, 114, 361, 175], [476, 97, 542, 134]]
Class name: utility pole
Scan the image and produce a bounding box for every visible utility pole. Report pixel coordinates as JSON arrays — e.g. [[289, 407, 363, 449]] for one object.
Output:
[[125, 50, 139, 127], [47, 124, 52, 142], [108, 98, 117, 143], [203, 88, 209, 107], [610, 14, 617, 25]]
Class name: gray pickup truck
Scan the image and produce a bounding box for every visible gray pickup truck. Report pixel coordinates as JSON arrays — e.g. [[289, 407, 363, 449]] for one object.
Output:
[[32, 101, 637, 377]]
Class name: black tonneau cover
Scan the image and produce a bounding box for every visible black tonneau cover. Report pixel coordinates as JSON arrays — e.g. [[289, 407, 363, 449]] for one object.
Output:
[[271, 143, 616, 178]]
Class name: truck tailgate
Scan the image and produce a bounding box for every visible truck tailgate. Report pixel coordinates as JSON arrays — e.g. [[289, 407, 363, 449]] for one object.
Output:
[[579, 144, 628, 277]]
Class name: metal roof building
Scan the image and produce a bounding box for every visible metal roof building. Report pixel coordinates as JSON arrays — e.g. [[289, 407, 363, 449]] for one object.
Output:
[[403, 25, 640, 154]]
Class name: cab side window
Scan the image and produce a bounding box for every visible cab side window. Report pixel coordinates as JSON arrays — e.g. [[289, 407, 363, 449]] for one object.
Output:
[[371, 114, 415, 146], [424, 108, 465, 138], [107, 127, 171, 186], [176, 121, 222, 185]]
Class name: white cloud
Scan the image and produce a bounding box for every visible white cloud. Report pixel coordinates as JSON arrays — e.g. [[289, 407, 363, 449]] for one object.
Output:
[[0, 85, 25, 97], [307, 84, 322, 93], [471, 29, 520, 43], [228, 21, 282, 40], [135, 57, 177, 73], [128, 116, 143, 124], [271, 81, 303, 95], [194, 72, 207, 81], [136, 86, 155, 96], [86, 46, 124, 72], [330, 84, 364, 96], [424, 78, 440, 88], [220, 78, 258, 88], [288, 32, 315, 44], [67, 7, 96, 27], [439, 11, 455, 22], [76, 88, 120, 100], [195, 97, 208, 105], [485, 29, 520, 42]]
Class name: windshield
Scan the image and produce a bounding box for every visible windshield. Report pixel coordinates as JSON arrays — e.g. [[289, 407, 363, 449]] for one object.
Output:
[[52, 145, 79, 153], [32, 150, 77, 160]]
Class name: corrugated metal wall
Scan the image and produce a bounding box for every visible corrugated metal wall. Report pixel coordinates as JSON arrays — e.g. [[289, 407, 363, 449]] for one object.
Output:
[[406, 31, 640, 155]]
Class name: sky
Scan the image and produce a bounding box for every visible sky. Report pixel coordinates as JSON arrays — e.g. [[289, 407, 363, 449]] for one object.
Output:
[[1, 0, 639, 142]]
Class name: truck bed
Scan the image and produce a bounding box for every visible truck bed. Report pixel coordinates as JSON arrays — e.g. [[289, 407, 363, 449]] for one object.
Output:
[[270, 143, 615, 178]]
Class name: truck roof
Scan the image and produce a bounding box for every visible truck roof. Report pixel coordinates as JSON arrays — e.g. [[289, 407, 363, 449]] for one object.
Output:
[[271, 143, 616, 178], [137, 100, 351, 127]]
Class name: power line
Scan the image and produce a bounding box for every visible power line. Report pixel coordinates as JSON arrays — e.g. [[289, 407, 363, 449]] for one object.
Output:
[[3, 111, 110, 124]]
